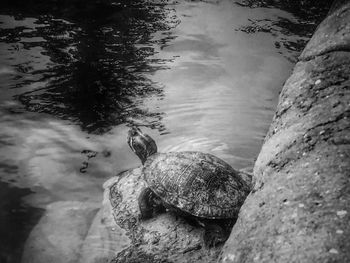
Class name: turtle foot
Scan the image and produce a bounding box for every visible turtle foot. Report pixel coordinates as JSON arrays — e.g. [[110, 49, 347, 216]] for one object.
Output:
[[138, 187, 165, 220]]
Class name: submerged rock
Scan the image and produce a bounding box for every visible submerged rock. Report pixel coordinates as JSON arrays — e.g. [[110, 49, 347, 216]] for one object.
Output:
[[106, 167, 224, 263], [79, 187, 130, 263], [21, 201, 99, 263], [21, 166, 251, 263], [21, 199, 130, 263]]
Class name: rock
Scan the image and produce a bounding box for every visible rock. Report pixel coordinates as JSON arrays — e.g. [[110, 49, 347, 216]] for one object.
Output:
[[220, 0, 350, 262], [299, 2, 350, 60], [106, 167, 223, 263], [21, 201, 99, 263], [21, 188, 141, 263], [79, 179, 130, 263], [20, 168, 250, 263]]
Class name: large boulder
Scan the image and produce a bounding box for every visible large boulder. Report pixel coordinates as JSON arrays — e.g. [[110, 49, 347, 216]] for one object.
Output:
[[299, 1, 350, 60], [220, 1, 350, 262]]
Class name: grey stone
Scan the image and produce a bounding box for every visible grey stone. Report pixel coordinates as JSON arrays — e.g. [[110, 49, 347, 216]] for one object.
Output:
[[220, 1, 350, 261], [300, 2, 350, 60]]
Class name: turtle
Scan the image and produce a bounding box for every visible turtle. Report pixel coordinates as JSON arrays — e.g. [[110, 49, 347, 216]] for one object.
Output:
[[127, 127, 251, 247]]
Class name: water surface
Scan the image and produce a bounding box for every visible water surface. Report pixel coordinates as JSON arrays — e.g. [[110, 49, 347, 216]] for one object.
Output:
[[0, 0, 330, 261]]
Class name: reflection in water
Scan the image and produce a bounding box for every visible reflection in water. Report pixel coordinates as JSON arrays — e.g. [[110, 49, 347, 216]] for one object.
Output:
[[0, 1, 179, 261], [146, 0, 331, 168], [0, 0, 331, 262], [234, 0, 332, 62], [0, 104, 141, 263], [1, 0, 179, 134], [235, 0, 331, 20], [0, 182, 43, 263]]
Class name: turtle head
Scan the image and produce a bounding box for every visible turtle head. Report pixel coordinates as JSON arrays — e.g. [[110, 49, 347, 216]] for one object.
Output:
[[127, 127, 157, 165]]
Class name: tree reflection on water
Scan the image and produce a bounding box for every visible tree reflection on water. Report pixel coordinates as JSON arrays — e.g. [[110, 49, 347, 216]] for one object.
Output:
[[0, 1, 179, 261], [1, 0, 179, 134], [234, 0, 332, 62]]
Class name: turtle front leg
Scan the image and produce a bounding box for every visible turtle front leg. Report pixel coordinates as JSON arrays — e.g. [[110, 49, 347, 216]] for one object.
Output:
[[202, 220, 231, 248], [138, 187, 165, 220]]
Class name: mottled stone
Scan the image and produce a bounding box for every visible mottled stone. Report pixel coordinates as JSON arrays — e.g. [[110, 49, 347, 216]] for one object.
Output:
[[300, 2, 350, 60], [220, 0, 350, 262]]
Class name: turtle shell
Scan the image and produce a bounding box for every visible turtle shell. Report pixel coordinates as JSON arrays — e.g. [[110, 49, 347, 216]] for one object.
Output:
[[143, 151, 250, 219]]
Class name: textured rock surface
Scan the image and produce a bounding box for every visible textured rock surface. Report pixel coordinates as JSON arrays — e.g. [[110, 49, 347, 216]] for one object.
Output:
[[220, 0, 350, 262], [107, 168, 224, 263], [300, 2, 350, 60]]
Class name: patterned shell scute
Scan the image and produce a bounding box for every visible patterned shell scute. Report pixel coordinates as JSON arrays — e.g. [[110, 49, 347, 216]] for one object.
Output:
[[143, 151, 249, 219]]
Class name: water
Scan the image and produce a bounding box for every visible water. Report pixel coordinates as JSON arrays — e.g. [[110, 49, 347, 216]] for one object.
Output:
[[0, 0, 330, 262]]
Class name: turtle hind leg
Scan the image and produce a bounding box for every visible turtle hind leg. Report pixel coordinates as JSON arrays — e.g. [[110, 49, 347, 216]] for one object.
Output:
[[202, 220, 231, 248], [138, 187, 165, 220]]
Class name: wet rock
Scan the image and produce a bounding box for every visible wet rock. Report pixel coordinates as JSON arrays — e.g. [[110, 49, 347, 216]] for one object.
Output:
[[21, 168, 250, 263], [106, 167, 224, 263], [79, 177, 130, 263], [300, 2, 350, 60], [220, 1, 350, 262], [22, 201, 99, 263]]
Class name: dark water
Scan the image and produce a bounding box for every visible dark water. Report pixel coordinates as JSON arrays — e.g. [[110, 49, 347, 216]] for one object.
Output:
[[0, 0, 331, 262]]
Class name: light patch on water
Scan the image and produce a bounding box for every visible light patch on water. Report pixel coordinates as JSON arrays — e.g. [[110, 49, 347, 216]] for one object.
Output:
[[162, 135, 229, 152], [145, 0, 296, 169], [0, 66, 16, 75], [0, 109, 137, 208], [0, 15, 41, 30]]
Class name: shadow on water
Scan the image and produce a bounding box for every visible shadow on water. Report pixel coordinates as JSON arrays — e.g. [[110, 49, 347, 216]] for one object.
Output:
[[234, 0, 332, 62], [0, 181, 44, 263], [0, 0, 179, 134]]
